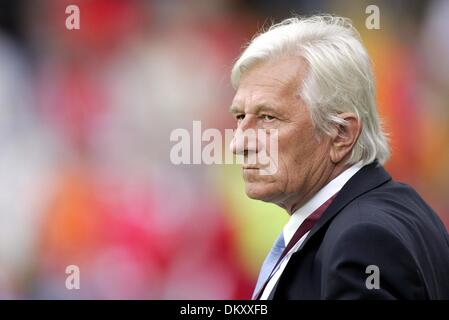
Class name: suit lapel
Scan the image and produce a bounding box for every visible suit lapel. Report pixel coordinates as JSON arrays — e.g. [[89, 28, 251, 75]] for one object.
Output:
[[267, 161, 392, 300], [293, 161, 391, 254]]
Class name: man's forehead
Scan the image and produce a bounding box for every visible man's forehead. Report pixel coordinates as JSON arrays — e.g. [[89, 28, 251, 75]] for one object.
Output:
[[231, 57, 305, 111], [231, 85, 276, 111], [240, 58, 304, 92]]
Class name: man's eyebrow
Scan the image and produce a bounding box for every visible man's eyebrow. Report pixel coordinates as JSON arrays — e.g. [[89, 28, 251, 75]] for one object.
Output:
[[229, 104, 280, 114], [229, 105, 242, 114]]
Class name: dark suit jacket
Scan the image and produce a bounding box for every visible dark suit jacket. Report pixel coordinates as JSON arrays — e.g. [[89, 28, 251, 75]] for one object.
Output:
[[268, 161, 449, 299]]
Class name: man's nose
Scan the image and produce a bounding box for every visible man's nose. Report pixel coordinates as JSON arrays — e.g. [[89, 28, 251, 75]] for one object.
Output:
[[230, 117, 258, 156]]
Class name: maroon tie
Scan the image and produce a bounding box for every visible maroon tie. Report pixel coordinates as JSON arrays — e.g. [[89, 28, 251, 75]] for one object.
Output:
[[254, 194, 337, 300]]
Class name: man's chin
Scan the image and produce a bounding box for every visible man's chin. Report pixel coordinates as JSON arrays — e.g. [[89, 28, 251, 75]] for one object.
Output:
[[244, 184, 277, 202]]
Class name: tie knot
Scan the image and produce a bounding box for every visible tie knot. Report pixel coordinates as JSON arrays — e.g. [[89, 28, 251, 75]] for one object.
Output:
[[272, 232, 285, 252]]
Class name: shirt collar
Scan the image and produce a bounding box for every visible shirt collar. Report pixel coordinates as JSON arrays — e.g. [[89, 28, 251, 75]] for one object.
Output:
[[283, 162, 365, 245]]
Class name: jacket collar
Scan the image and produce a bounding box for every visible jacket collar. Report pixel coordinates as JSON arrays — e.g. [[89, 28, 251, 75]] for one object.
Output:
[[267, 161, 392, 300], [293, 160, 391, 254]]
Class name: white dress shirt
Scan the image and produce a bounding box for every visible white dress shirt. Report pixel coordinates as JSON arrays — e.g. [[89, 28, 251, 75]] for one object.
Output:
[[260, 162, 365, 299]]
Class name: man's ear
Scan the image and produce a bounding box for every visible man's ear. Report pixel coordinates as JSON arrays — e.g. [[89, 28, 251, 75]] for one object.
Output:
[[329, 113, 362, 164]]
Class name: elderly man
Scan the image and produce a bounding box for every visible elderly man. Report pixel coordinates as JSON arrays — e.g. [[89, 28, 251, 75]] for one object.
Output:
[[229, 15, 449, 300]]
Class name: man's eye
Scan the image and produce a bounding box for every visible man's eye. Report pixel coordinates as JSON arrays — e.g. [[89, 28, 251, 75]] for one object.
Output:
[[236, 114, 245, 121], [262, 115, 275, 121]]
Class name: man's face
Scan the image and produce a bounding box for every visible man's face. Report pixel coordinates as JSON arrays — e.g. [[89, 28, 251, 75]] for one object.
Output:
[[230, 56, 331, 208]]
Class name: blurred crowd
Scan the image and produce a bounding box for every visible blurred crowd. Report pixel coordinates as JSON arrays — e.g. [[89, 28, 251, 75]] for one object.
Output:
[[0, 0, 448, 299]]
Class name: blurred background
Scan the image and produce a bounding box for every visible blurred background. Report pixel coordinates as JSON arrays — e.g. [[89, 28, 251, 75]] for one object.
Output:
[[0, 0, 448, 299]]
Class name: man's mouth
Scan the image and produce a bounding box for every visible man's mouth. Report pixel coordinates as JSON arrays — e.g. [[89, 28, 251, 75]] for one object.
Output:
[[242, 166, 260, 170]]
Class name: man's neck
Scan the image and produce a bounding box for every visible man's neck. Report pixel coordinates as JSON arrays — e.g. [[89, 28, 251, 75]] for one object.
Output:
[[284, 162, 351, 215]]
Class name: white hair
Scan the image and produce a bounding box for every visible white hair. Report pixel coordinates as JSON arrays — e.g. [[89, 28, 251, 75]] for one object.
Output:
[[231, 15, 390, 166]]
